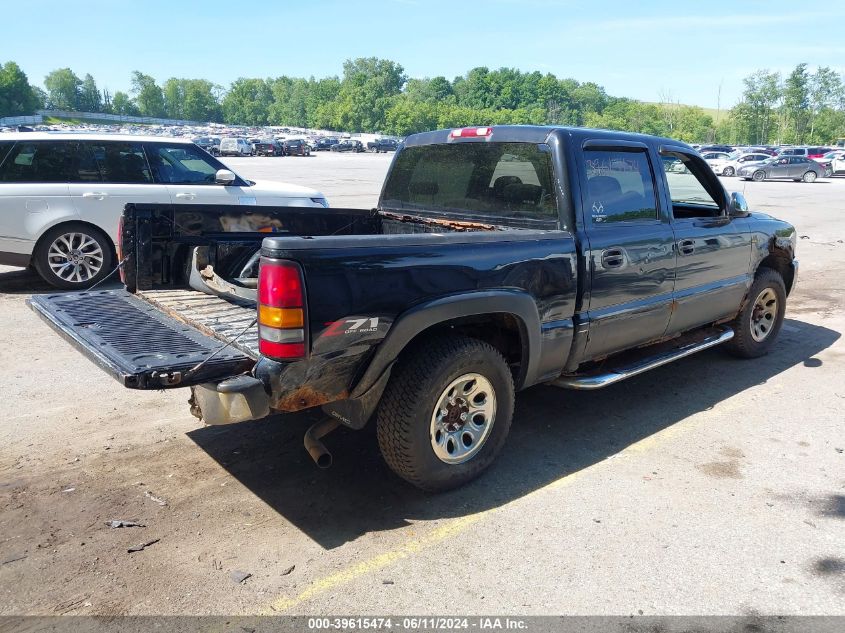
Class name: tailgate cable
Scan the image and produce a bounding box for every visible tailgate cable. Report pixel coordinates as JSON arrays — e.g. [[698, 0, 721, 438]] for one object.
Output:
[[182, 316, 258, 381], [83, 256, 129, 292]]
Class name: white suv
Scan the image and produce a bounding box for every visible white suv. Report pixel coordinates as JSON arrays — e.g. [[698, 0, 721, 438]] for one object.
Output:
[[0, 133, 329, 288]]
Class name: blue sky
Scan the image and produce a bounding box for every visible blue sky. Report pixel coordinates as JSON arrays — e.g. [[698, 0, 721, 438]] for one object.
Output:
[[4, 0, 844, 109]]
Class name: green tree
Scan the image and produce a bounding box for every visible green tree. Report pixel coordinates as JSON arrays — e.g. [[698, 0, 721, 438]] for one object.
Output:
[[332, 58, 406, 131], [111, 91, 139, 116], [809, 66, 842, 141], [782, 63, 810, 143], [130, 71, 165, 117], [78, 73, 102, 112], [44, 67, 82, 110], [222, 78, 272, 125], [0, 61, 41, 116], [163, 78, 222, 121]]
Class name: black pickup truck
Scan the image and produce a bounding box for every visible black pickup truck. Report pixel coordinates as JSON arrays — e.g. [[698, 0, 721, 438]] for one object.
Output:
[[368, 138, 400, 153], [29, 125, 798, 491]]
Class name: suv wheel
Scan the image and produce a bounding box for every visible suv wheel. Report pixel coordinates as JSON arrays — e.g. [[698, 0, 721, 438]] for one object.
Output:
[[377, 336, 514, 491], [724, 268, 786, 359], [34, 224, 114, 290]]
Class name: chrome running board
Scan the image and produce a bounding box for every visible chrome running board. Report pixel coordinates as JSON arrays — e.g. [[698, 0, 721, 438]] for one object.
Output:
[[551, 326, 734, 390]]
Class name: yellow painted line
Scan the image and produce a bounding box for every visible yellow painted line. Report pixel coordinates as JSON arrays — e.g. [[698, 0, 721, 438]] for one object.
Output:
[[262, 410, 701, 613], [263, 467, 593, 614], [264, 513, 484, 614]]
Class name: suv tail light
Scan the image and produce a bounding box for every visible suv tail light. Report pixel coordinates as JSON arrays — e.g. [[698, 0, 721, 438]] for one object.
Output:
[[257, 257, 306, 359]]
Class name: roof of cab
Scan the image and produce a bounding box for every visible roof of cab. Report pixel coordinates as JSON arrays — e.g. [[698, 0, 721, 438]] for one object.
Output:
[[402, 125, 695, 152], [0, 132, 194, 144]]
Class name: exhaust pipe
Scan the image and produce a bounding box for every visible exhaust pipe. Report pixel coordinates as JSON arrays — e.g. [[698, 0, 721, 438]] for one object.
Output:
[[304, 419, 340, 469]]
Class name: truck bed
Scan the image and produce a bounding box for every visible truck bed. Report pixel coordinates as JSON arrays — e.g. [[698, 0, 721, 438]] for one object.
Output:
[[137, 290, 259, 359]]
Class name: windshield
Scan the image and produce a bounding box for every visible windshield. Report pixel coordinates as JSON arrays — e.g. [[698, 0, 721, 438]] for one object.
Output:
[[381, 142, 559, 227]]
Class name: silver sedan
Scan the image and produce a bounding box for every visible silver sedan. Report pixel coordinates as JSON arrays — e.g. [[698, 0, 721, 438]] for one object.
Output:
[[738, 156, 826, 182]]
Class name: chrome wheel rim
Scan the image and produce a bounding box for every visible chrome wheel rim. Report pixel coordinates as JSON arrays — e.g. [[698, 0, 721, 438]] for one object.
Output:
[[750, 288, 778, 342], [430, 373, 496, 465], [46, 232, 104, 283]]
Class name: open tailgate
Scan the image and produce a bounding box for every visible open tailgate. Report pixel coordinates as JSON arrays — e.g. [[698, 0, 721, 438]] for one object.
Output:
[[28, 289, 255, 389]]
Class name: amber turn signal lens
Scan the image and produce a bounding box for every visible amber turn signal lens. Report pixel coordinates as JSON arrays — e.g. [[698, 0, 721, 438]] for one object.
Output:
[[258, 305, 304, 328]]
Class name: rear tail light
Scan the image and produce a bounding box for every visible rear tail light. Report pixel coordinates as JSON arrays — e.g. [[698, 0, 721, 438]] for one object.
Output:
[[257, 258, 307, 359], [450, 126, 492, 138]]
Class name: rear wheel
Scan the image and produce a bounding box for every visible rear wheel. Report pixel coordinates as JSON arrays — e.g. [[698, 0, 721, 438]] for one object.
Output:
[[802, 170, 817, 183], [377, 336, 514, 491], [724, 268, 786, 359], [752, 170, 766, 182], [34, 223, 114, 290], [723, 166, 735, 177]]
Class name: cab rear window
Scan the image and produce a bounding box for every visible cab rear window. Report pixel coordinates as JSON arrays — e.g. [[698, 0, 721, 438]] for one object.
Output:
[[381, 142, 558, 227]]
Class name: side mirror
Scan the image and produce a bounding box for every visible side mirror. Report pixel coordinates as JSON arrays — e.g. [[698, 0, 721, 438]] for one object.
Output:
[[215, 169, 236, 186], [729, 191, 749, 216]]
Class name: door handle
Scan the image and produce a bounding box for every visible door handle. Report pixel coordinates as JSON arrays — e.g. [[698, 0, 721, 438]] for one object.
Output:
[[677, 239, 695, 255], [81, 192, 108, 199], [600, 248, 625, 269], [175, 192, 197, 199]]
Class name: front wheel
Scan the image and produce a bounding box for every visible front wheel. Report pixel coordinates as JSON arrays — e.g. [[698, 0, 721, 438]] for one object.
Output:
[[752, 170, 766, 182], [724, 268, 786, 359], [34, 224, 114, 289], [802, 170, 817, 183], [377, 336, 515, 491]]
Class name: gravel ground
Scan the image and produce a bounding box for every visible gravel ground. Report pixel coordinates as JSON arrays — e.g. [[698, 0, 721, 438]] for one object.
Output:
[[0, 153, 843, 616]]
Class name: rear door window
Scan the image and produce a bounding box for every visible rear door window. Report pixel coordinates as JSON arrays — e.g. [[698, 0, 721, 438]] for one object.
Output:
[[82, 141, 151, 183], [0, 141, 79, 183], [583, 150, 659, 224]]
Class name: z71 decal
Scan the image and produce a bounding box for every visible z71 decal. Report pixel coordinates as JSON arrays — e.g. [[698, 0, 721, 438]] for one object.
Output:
[[323, 317, 380, 336]]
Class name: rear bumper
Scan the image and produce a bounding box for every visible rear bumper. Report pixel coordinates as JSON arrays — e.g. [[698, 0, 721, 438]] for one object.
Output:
[[190, 375, 270, 425]]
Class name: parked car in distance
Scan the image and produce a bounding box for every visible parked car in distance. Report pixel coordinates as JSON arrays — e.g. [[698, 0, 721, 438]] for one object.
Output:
[[778, 146, 832, 159], [28, 125, 798, 492], [738, 155, 825, 182], [253, 139, 284, 157], [192, 137, 220, 156], [219, 137, 253, 157], [283, 139, 311, 156], [819, 150, 845, 176], [316, 138, 338, 151], [0, 133, 329, 288], [701, 151, 731, 174], [720, 152, 773, 177], [699, 144, 734, 154], [368, 138, 399, 153], [330, 139, 364, 153]]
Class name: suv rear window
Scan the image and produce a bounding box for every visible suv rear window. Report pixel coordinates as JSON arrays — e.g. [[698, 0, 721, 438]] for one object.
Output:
[[0, 141, 81, 183], [382, 142, 558, 227]]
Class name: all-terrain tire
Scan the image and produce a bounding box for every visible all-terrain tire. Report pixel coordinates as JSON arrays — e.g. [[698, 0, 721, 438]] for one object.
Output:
[[724, 268, 786, 359], [376, 335, 515, 491]]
